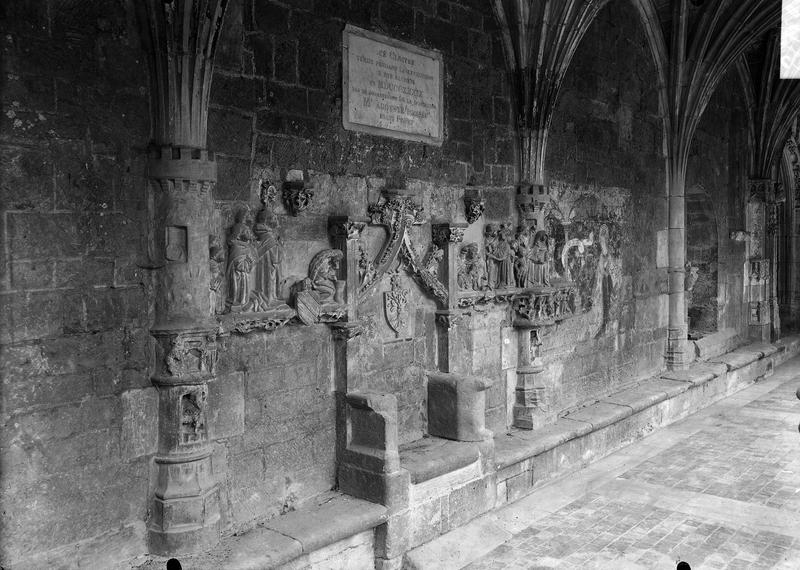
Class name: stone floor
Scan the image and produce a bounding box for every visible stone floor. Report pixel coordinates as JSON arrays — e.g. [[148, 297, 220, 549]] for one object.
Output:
[[408, 355, 800, 570]]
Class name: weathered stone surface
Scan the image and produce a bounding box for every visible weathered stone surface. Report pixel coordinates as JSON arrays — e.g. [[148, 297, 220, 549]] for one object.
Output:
[[262, 492, 387, 554], [399, 437, 480, 484], [121, 387, 158, 459], [208, 371, 245, 440], [427, 372, 493, 442]]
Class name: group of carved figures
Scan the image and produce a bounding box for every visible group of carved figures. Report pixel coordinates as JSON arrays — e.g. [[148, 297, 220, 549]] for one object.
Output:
[[458, 224, 556, 291], [209, 190, 343, 315]]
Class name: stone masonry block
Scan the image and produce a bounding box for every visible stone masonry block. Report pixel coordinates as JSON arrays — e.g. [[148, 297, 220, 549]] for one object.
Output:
[[208, 371, 245, 440], [121, 387, 158, 459], [427, 372, 493, 442]]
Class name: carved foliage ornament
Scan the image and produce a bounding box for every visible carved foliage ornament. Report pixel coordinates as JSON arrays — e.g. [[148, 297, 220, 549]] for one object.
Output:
[[512, 287, 576, 326], [360, 191, 447, 305], [748, 179, 770, 203], [283, 180, 314, 216], [432, 225, 465, 246], [154, 330, 218, 381], [464, 196, 485, 224]]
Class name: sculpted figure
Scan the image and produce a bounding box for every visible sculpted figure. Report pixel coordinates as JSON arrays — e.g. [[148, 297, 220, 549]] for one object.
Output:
[[209, 235, 226, 315], [457, 243, 485, 291], [494, 225, 514, 287], [252, 202, 284, 305], [484, 224, 499, 288], [226, 210, 256, 313], [530, 230, 550, 286], [308, 249, 344, 302]]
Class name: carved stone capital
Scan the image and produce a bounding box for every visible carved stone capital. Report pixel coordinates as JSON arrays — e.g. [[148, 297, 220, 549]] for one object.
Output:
[[432, 223, 467, 246], [435, 310, 466, 331], [329, 218, 367, 241], [747, 178, 771, 203], [151, 327, 219, 385], [331, 322, 365, 341]]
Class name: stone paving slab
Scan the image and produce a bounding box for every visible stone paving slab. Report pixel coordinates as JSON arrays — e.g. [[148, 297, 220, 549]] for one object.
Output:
[[406, 355, 800, 570]]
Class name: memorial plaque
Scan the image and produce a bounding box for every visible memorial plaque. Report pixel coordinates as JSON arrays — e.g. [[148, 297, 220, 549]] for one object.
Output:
[[343, 25, 444, 145]]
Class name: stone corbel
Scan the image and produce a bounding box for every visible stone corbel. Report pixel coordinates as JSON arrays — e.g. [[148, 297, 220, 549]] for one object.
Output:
[[463, 188, 485, 225], [427, 372, 493, 442], [283, 179, 314, 216]]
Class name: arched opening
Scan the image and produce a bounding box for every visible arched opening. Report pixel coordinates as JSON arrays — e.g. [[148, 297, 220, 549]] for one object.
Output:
[[686, 184, 719, 338]]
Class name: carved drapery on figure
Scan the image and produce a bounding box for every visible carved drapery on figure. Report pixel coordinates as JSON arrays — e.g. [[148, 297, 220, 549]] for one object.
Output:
[[253, 184, 285, 305], [223, 188, 287, 314], [484, 224, 515, 289], [457, 243, 485, 291]]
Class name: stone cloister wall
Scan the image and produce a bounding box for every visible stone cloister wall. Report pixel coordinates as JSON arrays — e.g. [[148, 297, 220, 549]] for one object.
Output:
[[0, 0, 756, 566]]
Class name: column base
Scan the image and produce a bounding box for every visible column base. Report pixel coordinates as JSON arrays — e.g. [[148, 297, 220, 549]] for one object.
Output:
[[148, 516, 220, 556], [513, 400, 552, 430], [666, 327, 691, 370], [148, 453, 220, 556]]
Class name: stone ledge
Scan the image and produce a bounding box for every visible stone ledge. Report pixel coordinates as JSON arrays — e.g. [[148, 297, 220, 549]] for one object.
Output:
[[399, 437, 481, 484], [661, 362, 727, 386], [710, 347, 764, 370], [693, 328, 740, 361], [562, 401, 633, 431], [493, 337, 800, 485], [262, 492, 387, 554], [214, 492, 387, 570]]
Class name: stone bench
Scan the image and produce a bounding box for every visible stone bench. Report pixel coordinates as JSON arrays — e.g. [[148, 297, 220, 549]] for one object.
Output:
[[493, 339, 797, 507]]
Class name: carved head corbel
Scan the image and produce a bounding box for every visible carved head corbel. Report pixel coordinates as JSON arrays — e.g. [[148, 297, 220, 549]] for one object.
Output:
[[282, 180, 314, 216], [464, 188, 485, 224]]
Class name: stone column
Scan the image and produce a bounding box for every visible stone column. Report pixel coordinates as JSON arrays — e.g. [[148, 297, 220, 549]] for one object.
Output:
[[666, 175, 689, 370], [148, 146, 221, 554], [512, 327, 550, 429], [135, 0, 229, 555]]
